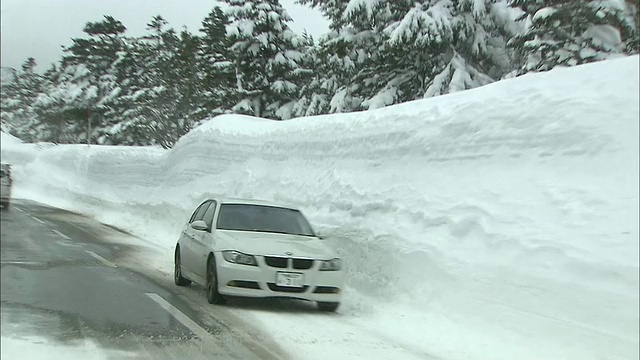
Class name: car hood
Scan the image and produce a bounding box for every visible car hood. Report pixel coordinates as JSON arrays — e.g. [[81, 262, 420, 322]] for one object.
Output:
[[215, 230, 335, 259]]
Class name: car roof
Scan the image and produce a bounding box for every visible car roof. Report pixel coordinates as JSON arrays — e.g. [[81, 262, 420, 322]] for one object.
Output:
[[213, 197, 300, 210]]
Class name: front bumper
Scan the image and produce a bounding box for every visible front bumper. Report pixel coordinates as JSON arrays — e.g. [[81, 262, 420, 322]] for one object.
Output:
[[214, 252, 345, 302]]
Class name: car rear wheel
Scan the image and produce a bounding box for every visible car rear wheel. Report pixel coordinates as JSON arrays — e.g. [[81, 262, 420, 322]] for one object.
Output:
[[317, 302, 340, 312], [1, 200, 9, 210], [207, 256, 225, 304], [174, 247, 191, 286]]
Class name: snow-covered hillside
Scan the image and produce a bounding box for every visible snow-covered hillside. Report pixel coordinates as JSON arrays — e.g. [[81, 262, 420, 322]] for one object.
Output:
[[2, 56, 638, 360]]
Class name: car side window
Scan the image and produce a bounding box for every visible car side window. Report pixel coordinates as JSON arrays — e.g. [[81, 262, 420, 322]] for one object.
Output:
[[189, 202, 209, 223], [194, 201, 212, 222], [203, 201, 217, 232]]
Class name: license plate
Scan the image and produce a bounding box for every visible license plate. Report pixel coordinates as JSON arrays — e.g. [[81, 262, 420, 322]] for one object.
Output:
[[276, 272, 304, 288]]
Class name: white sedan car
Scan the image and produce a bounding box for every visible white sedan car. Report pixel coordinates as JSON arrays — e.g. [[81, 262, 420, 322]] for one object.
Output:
[[174, 198, 345, 312], [1, 163, 12, 209]]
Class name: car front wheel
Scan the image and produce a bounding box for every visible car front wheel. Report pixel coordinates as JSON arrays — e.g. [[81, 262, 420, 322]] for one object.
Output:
[[174, 247, 191, 286], [317, 302, 340, 312], [207, 256, 225, 304]]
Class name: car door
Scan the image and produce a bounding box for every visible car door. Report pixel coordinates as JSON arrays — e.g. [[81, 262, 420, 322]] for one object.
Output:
[[191, 200, 218, 278], [182, 201, 211, 274]]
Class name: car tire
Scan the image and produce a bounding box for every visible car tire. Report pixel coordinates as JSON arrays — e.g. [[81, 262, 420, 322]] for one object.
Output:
[[317, 302, 340, 312], [1, 201, 8, 210], [174, 247, 191, 286], [207, 256, 225, 305]]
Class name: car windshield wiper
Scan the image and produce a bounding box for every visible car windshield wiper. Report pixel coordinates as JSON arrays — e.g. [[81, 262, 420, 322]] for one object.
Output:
[[250, 229, 314, 237], [219, 228, 314, 237]]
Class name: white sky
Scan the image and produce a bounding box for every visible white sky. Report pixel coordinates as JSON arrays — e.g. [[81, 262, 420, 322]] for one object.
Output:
[[0, 0, 330, 71]]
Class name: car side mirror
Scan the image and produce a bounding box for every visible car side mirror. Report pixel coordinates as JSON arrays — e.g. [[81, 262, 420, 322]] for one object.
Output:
[[191, 220, 208, 231]]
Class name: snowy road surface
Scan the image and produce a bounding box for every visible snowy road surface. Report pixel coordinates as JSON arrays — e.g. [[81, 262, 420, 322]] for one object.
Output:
[[0, 200, 288, 360], [1, 200, 440, 360]]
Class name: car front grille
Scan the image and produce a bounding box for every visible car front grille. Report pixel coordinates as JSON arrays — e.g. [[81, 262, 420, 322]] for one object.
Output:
[[264, 256, 288, 268], [263, 256, 314, 269], [292, 258, 313, 269], [267, 283, 309, 293]]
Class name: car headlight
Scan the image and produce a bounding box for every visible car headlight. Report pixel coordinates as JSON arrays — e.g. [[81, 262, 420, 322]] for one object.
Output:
[[319, 258, 342, 271], [222, 251, 257, 266]]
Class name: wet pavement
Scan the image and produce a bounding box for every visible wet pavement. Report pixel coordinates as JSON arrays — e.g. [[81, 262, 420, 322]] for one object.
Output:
[[1, 199, 288, 360]]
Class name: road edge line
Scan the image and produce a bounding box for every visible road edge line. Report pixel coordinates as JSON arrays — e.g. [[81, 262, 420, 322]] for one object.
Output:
[[30, 216, 45, 224], [85, 250, 117, 268], [145, 293, 211, 340], [52, 229, 72, 240]]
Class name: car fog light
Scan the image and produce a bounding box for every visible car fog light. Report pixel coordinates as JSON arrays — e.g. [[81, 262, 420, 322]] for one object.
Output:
[[319, 258, 342, 271]]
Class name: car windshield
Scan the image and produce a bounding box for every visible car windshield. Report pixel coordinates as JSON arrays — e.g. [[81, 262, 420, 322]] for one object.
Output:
[[216, 204, 315, 237]]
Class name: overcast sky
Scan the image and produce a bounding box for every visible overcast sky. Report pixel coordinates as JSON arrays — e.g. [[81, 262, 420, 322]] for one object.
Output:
[[0, 0, 330, 71]]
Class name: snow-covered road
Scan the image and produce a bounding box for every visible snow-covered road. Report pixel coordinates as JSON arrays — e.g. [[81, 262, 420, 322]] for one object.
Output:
[[0, 200, 287, 360], [1, 56, 638, 359]]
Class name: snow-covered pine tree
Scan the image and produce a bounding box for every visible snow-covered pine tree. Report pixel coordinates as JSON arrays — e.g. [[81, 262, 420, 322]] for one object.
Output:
[[134, 15, 184, 147], [31, 61, 100, 144], [166, 29, 204, 144], [299, 0, 520, 110], [111, 16, 200, 148], [103, 34, 154, 146], [59, 15, 128, 143], [198, 7, 236, 119], [224, 0, 307, 119], [291, 32, 346, 117], [0, 58, 46, 141], [509, 0, 638, 73], [0, 67, 17, 133], [298, 0, 405, 111], [623, 0, 639, 52], [385, 0, 521, 98]]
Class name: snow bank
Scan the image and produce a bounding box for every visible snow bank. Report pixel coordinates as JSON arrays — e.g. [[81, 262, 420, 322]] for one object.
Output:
[[2, 55, 638, 360], [0, 132, 22, 145]]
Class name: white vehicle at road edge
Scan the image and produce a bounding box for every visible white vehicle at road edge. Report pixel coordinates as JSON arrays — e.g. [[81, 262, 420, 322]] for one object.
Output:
[[174, 198, 345, 312], [1, 163, 13, 210]]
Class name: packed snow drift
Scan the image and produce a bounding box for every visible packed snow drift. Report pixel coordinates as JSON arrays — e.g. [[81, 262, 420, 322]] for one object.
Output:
[[2, 56, 638, 360]]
